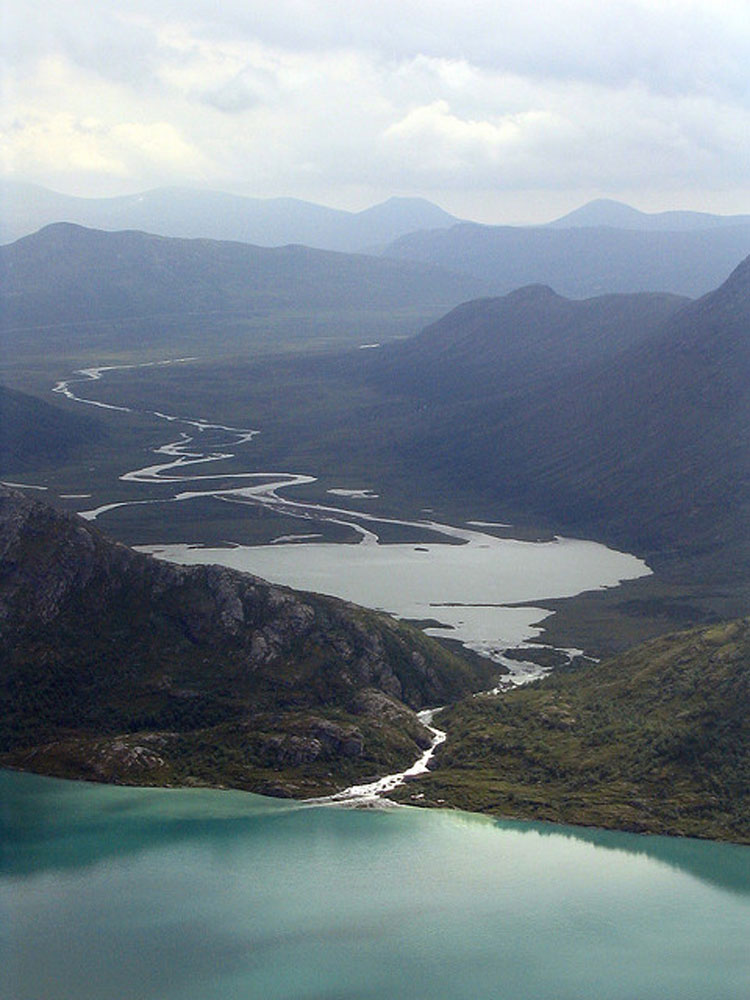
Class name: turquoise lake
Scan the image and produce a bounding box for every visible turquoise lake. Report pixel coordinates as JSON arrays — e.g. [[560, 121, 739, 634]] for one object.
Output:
[[2, 770, 749, 999]]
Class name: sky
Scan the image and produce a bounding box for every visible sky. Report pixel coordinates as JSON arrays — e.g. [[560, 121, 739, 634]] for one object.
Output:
[[2, 0, 750, 223]]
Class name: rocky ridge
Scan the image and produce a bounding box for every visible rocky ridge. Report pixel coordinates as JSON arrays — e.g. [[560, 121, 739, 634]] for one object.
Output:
[[0, 486, 493, 795]]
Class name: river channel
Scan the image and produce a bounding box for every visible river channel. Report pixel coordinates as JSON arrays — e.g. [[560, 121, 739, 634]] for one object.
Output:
[[53, 360, 650, 682]]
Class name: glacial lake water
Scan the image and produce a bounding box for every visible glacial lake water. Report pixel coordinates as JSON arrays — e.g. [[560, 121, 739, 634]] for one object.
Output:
[[2, 770, 749, 1000]]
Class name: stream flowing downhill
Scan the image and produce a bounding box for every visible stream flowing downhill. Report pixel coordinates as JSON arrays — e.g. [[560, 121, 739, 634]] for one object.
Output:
[[308, 709, 447, 806], [49, 360, 651, 802]]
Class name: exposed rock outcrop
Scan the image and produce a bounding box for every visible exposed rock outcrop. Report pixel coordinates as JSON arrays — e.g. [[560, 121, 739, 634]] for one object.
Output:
[[0, 486, 494, 795]]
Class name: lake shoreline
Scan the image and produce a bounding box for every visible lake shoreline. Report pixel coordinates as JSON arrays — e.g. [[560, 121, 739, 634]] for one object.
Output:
[[3, 754, 748, 845]]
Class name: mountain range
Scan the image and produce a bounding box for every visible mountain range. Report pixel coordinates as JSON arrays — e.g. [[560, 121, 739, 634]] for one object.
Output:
[[0, 181, 461, 252], [375, 255, 750, 566], [2, 197, 749, 840], [0, 222, 487, 357], [5, 183, 750, 301], [384, 220, 750, 298], [151, 252, 748, 596], [4, 220, 746, 591]]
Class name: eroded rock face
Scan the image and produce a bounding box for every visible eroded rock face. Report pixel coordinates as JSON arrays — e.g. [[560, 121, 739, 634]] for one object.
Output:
[[0, 488, 420, 695], [1, 486, 494, 794]]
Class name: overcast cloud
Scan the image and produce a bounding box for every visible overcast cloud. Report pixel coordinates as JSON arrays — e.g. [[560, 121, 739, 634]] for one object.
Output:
[[2, 0, 749, 221]]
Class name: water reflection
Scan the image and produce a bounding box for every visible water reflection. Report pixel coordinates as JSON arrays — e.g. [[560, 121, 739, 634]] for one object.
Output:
[[3, 771, 747, 898]]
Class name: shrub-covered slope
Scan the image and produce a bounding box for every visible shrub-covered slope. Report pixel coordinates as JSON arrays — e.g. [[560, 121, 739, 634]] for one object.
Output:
[[393, 619, 750, 843], [0, 385, 109, 473]]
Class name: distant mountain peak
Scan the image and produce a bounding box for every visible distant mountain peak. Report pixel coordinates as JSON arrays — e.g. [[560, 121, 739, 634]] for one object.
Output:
[[380, 195, 438, 206], [505, 283, 562, 302], [548, 199, 649, 229], [1, 181, 463, 252], [549, 199, 750, 232]]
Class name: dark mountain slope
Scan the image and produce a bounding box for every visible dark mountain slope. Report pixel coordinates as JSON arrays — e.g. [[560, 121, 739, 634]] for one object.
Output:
[[401, 255, 750, 565], [56, 255, 744, 581], [385, 221, 750, 297], [0, 385, 109, 473], [374, 285, 687, 398], [0, 487, 494, 795], [395, 617, 750, 843], [0, 223, 487, 356], [0, 181, 461, 251]]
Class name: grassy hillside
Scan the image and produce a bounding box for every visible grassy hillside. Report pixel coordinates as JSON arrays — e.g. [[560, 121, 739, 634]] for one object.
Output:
[[391, 618, 750, 843], [0, 385, 110, 473], [372, 285, 687, 398], [483, 262, 747, 553]]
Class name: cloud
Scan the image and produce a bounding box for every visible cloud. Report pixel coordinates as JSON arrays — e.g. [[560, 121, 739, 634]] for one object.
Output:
[[0, 113, 128, 178], [383, 100, 569, 180], [1, 111, 209, 185], [2, 0, 749, 216], [146, 0, 750, 100], [200, 68, 280, 114]]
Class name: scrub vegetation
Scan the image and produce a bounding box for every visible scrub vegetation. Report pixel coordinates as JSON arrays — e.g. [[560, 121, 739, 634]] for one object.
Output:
[[0, 486, 495, 797], [392, 619, 750, 843]]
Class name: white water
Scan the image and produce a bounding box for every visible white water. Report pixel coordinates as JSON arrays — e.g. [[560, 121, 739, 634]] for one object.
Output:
[[327, 488, 379, 498], [309, 708, 447, 806], [0, 480, 48, 490]]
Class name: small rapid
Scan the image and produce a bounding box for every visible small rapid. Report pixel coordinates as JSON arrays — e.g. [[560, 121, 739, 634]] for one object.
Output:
[[307, 709, 446, 807]]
